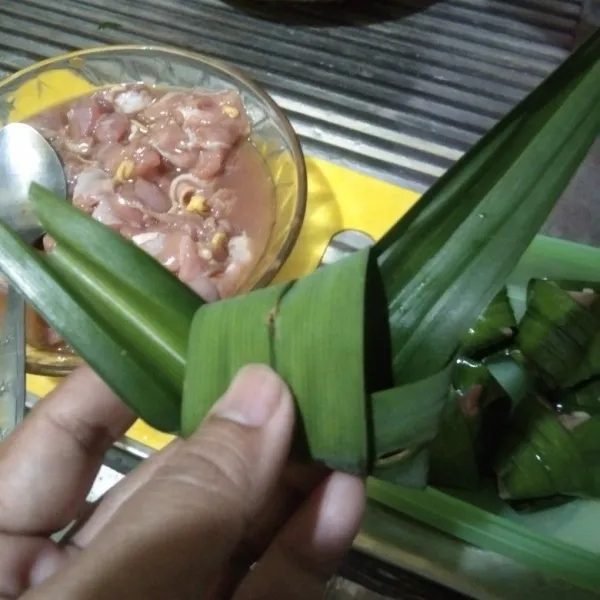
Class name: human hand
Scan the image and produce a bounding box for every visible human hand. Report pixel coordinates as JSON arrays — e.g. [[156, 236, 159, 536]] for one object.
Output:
[[0, 364, 365, 600]]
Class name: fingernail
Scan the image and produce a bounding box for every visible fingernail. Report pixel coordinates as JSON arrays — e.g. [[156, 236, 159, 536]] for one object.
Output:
[[211, 364, 285, 428]]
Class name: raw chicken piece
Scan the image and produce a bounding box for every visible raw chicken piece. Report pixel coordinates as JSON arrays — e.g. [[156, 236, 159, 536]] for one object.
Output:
[[73, 168, 114, 211], [120, 225, 144, 240], [171, 234, 221, 301], [92, 197, 124, 228], [132, 227, 220, 302], [153, 174, 173, 196], [149, 210, 206, 238], [186, 275, 220, 302], [141, 90, 250, 178], [133, 179, 171, 213], [212, 90, 247, 108], [95, 112, 130, 143], [107, 188, 147, 227], [149, 120, 197, 169], [209, 188, 236, 219], [67, 97, 104, 140], [178, 234, 210, 281], [193, 147, 229, 179], [158, 231, 187, 272], [186, 115, 249, 150], [183, 90, 247, 127], [132, 230, 167, 258], [97, 141, 162, 179], [213, 233, 253, 299], [62, 138, 95, 157], [96, 142, 129, 172], [140, 92, 188, 123]]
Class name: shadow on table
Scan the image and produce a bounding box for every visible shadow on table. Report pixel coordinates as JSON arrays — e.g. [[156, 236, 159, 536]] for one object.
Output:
[[222, 0, 441, 27], [222, 0, 578, 52]]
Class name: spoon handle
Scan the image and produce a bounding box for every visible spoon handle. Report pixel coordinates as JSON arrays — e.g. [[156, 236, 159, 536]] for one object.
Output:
[[0, 286, 26, 440]]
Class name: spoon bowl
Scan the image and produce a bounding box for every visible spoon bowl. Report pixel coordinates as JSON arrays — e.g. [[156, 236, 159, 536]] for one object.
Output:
[[0, 122, 66, 244]]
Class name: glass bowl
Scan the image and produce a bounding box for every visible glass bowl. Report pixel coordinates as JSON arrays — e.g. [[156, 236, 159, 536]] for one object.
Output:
[[0, 45, 307, 376]]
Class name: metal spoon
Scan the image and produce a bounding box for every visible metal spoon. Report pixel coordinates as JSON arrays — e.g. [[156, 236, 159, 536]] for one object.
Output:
[[0, 122, 66, 439]]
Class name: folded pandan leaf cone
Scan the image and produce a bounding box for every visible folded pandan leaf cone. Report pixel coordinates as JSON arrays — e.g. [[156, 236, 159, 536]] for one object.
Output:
[[516, 280, 599, 389], [494, 394, 600, 500], [428, 352, 528, 490]]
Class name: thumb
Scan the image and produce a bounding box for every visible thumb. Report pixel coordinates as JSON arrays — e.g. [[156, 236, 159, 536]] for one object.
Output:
[[26, 364, 295, 600]]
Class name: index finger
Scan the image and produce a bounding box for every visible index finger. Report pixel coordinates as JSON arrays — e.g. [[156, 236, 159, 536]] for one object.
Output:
[[0, 366, 135, 536]]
